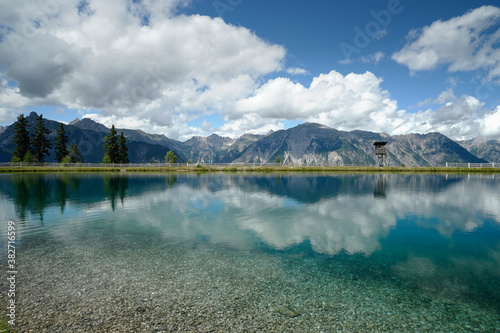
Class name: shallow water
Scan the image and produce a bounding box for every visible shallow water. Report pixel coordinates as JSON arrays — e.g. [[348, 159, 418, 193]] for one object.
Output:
[[1, 172, 499, 332]]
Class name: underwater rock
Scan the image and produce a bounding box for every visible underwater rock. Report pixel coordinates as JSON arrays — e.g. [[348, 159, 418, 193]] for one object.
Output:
[[274, 305, 300, 318]]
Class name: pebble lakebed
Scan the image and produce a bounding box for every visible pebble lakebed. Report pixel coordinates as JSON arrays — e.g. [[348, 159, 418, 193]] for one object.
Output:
[[1, 227, 498, 333]]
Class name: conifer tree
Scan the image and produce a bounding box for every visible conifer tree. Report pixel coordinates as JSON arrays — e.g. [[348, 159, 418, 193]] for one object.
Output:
[[23, 151, 37, 163], [31, 114, 52, 163], [103, 125, 119, 163], [54, 123, 68, 163], [118, 131, 129, 163], [12, 114, 31, 162], [68, 144, 83, 163]]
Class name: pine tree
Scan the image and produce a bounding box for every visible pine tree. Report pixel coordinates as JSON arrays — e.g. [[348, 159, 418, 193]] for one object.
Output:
[[31, 114, 52, 163], [23, 151, 37, 163], [103, 125, 119, 163], [68, 144, 83, 163], [12, 114, 31, 162], [54, 123, 68, 163], [118, 132, 129, 163]]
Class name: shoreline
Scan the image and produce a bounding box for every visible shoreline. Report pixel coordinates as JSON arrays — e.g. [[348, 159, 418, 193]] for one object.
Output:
[[0, 165, 500, 173]]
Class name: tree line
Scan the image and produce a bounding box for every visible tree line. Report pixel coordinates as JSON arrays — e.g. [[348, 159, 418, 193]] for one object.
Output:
[[11, 113, 83, 163], [102, 124, 129, 163], [11, 113, 129, 164]]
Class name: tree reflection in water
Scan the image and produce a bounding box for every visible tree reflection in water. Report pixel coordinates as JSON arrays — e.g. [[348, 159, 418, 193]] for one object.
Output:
[[9, 174, 82, 220], [103, 175, 129, 211]]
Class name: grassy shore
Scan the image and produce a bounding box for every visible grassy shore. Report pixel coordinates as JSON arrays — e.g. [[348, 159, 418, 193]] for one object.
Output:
[[0, 165, 499, 173], [0, 316, 16, 333]]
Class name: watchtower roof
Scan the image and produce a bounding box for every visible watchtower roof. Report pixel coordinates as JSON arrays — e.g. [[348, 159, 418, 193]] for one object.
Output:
[[373, 141, 387, 146]]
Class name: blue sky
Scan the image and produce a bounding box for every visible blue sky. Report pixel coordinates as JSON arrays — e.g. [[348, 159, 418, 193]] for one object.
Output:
[[201, 0, 500, 110], [1, 0, 500, 140]]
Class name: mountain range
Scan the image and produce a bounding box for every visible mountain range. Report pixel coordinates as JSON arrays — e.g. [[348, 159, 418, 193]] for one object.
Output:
[[0, 111, 498, 166]]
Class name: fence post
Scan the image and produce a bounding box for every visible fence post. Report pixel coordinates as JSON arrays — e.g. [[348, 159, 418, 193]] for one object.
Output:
[[468, 163, 470, 168]]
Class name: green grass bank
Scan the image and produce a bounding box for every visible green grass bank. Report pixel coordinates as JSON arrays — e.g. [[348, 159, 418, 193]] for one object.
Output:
[[1, 165, 499, 174]]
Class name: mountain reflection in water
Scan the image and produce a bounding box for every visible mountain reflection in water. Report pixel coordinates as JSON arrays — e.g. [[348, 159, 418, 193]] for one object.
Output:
[[0, 173, 500, 332], [1, 173, 498, 255], [1, 172, 499, 314]]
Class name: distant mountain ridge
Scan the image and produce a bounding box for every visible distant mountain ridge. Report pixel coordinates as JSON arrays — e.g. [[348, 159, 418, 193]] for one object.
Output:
[[458, 138, 500, 163], [69, 118, 109, 133], [0, 112, 497, 166], [233, 123, 487, 166]]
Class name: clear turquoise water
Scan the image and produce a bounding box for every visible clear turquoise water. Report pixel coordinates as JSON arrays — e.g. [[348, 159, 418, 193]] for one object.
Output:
[[1, 173, 499, 331]]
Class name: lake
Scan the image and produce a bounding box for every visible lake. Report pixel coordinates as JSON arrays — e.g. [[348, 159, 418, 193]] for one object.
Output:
[[1, 172, 499, 332]]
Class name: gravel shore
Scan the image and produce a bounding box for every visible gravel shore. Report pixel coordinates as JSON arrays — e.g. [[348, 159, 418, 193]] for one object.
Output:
[[1, 228, 499, 332]]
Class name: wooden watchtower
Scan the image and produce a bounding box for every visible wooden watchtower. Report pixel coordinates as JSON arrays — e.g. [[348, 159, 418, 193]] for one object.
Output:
[[373, 142, 388, 167]]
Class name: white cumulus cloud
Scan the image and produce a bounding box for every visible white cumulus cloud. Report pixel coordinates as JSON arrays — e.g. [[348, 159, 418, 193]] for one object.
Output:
[[392, 5, 500, 79], [0, 0, 285, 136], [227, 70, 400, 134], [224, 70, 500, 140], [1, 1, 500, 141]]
